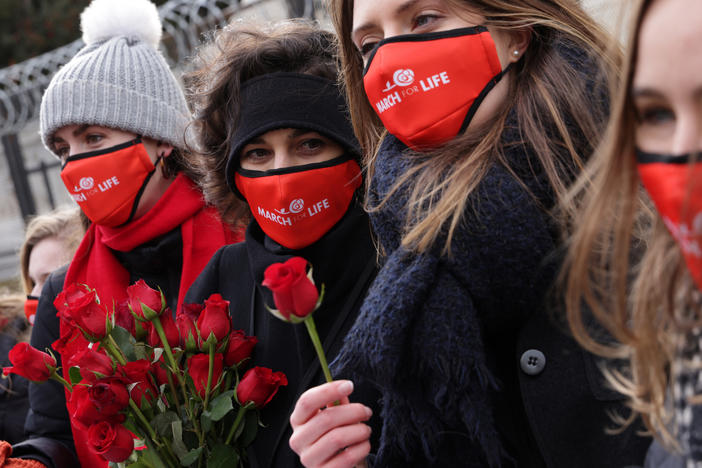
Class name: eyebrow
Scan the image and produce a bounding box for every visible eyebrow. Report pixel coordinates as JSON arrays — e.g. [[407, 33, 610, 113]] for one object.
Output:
[[631, 88, 664, 99], [632, 86, 702, 100], [352, 0, 422, 40], [244, 129, 320, 146], [50, 124, 90, 146]]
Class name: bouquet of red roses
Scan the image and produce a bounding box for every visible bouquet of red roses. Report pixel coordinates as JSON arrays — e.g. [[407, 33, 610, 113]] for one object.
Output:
[[2, 280, 287, 468]]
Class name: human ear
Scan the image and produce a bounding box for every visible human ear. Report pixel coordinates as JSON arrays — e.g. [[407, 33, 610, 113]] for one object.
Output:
[[157, 141, 174, 159], [507, 27, 532, 63]]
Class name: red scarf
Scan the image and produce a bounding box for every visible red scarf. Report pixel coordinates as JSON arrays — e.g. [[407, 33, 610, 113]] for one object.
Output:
[[59, 174, 240, 467]]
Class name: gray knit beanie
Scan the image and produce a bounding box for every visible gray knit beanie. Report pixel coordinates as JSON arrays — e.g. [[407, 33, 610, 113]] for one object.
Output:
[[39, 0, 190, 154]]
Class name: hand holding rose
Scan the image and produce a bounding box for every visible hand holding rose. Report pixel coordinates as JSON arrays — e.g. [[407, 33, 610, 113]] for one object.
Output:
[[289, 381, 372, 468]]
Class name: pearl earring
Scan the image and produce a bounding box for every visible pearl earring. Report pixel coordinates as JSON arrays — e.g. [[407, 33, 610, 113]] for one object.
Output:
[[513, 50, 520, 56]]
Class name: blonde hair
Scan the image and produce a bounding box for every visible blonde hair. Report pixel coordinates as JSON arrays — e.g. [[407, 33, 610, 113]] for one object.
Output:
[[0, 292, 29, 343], [563, 0, 691, 447], [19, 207, 85, 294], [327, 0, 617, 254]]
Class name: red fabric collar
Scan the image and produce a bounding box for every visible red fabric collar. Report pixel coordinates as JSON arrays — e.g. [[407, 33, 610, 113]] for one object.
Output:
[[61, 174, 241, 467]]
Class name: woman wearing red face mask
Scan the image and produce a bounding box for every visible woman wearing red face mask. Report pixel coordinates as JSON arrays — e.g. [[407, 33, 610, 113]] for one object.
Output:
[[287, 1, 652, 468], [4, 1, 240, 467], [184, 20, 380, 468], [566, 0, 702, 466]]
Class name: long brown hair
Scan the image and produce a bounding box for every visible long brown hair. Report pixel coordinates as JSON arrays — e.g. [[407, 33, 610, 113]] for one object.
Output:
[[563, 0, 693, 446], [328, 0, 616, 254], [185, 20, 340, 226]]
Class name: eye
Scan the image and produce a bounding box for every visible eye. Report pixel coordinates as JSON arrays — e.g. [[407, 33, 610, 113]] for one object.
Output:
[[359, 41, 378, 58], [240, 147, 270, 163], [54, 145, 69, 158], [86, 133, 105, 145], [636, 106, 675, 126], [299, 138, 325, 153], [412, 13, 441, 30]]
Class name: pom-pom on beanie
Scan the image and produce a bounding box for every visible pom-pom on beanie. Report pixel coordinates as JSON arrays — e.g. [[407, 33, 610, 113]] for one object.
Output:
[[39, 0, 190, 154]]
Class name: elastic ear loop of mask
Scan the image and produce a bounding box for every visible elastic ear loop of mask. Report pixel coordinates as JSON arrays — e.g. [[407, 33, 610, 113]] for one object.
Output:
[[458, 62, 513, 135], [118, 154, 162, 227]]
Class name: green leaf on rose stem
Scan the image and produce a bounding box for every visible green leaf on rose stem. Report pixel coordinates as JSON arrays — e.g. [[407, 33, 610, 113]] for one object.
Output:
[[208, 390, 235, 421], [239, 410, 259, 448], [206, 444, 239, 468], [123, 462, 150, 468], [111, 325, 137, 361], [134, 342, 148, 361], [68, 366, 83, 385], [182, 430, 198, 450], [170, 420, 189, 459], [151, 411, 179, 438], [139, 439, 170, 468], [200, 411, 212, 433], [263, 303, 305, 324], [179, 447, 203, 467]]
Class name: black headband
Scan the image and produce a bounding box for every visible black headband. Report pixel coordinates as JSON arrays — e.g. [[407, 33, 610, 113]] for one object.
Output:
[[224, 72, 360, 194]]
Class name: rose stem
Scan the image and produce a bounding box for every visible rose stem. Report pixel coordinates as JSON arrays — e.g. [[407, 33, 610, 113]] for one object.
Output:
[[203, 344, 215, 410], [304, 316, 340, 406], [224, 405, 248, 444]]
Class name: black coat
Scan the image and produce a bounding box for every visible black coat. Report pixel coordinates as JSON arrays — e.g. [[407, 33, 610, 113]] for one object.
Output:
[[0, 318, 30, 446], [333, 124, 652, 465], [185, 201, 380, 468], [12, 228, 184, 468]]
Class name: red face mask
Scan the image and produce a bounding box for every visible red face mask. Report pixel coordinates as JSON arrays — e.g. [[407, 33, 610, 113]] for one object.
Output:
[[363, 26, 507, 151], [25, 295, 39, 325], [234, 155, 362, 250], [637, 149, 702, 289], [60, 139, 157, 227]]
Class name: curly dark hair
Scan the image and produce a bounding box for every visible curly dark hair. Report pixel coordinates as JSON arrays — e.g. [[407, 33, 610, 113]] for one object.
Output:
[[184, 19, 340, 226]]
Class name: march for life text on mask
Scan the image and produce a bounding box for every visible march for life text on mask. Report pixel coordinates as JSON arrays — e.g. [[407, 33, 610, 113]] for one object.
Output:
[[637, 149, 702, 290], [363, 26, 506, 151], [235, 155, 362, 250], [60, 139, 157, 227]]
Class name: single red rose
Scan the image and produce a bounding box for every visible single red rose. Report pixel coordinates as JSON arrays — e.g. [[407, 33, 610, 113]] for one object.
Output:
[[72, 384, 125, 427], [88, 377, 130, 416], [148, 309, 179, 349], [67, 348, 114, 382], [187, 353, 223, 399], [224, 330, 258, 367], [88, 421, 135, 462], [2, 343, 56, 382], [53, 284, 110, 341], [126, 279, 164, 319], [53, 283, 96, 319], [262, 257, 319, 319], [176, 309, 197, 349], [119, 360, 158, 408], [197, 294, 231, 344], [236, 366, 287, 408]]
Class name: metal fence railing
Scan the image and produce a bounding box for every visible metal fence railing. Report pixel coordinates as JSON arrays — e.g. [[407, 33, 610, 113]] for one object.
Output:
[[0, 0, 315, 282]]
